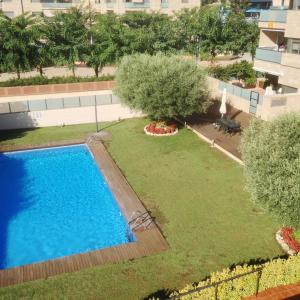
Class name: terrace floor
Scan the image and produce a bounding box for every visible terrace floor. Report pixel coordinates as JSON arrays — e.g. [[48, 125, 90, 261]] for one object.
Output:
[[184, 101, 254, 160]]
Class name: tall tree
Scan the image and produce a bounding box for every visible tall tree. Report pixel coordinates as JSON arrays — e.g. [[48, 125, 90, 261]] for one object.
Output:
[[241, 113, 300, 227], [31, 17, 53, 76], [46, 8, 88, 76], [223, 11, 259, 57], [0, 13, 37, 79], [83, 14, 122, 77], [120, 12, 180, 55], [115, 54, 211, 121]]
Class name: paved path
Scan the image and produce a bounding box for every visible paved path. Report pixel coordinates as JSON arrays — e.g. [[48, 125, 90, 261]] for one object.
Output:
[[245, 281, 300, 300], [184, 101, 254, 160], [0, 66, 116, 82]]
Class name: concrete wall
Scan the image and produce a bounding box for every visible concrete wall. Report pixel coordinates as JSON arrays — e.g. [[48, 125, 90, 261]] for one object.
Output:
[[285, 10, 300, 38], [207, 76, 300, 121], [253, 58, 283, 76], [0, 89, 142, 130], [0, 103, 141, 130], [253, 56, 300, 89], [259, 92, 300, 120], [207, 76, 257, 114]]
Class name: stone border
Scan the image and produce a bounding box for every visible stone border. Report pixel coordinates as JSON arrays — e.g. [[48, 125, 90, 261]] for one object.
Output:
[[143, 125, 178, 137], [184, 123, 244, 165]]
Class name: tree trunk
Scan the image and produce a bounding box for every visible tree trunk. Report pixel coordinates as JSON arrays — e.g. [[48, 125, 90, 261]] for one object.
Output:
[[17, 70, 21, 80], [39, 65, 43, 76], [72, 66, 75, 77], [94, 66, 99, 78]]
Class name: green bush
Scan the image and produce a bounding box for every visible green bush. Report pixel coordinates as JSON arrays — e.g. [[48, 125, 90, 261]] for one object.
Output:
[[114, 53, 211, 120], [0, 75, 114, 87], [168, 253, 300, 300], [207, 61, 256, 83], [240, 113, 300, 227]]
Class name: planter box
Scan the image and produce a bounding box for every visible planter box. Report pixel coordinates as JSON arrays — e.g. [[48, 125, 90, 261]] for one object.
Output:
[[0, 81, 116, 97]]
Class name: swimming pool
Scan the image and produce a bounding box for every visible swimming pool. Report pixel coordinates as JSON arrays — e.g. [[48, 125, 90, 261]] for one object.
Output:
[[0, 144, 135, 270]]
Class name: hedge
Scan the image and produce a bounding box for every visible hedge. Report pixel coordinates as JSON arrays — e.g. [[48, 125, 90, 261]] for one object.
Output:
[[0, 75, 114, 87], [165, 253, 300, 299]]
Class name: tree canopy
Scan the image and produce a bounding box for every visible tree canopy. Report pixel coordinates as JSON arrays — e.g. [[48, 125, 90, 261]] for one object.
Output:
[[240, 114, 300, 227], [0, 7, 259, 77], [114, 54, 211, 120], [0, 13, 37, 78]]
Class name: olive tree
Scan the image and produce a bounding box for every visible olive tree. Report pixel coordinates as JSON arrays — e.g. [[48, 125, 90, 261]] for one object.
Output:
[[240, 113, 300, 227], [114, 54, 210, 120]]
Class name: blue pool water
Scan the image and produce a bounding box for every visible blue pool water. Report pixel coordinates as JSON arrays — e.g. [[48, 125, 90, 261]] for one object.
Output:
[[0, 144, 135, 270]]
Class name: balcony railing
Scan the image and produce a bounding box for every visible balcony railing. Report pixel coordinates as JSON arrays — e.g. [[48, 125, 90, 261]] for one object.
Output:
[[259, 9, 287, 23], [124, 0, 150, 8], [160, 1, 168, 8], [31, 0, 81, 7], [255, 47, 282, 64]]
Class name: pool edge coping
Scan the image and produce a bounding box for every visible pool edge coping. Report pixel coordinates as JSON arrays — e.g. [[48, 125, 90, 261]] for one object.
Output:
[[0, 138, 169, 288]]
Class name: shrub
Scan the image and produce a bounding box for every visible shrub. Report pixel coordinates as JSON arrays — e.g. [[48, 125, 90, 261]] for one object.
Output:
[[207, 61, 257, 83], [114, 53, 211, 120], [167, 253, 300, 299], [240, 113, 300, 227], [0, 75, 114, 87]]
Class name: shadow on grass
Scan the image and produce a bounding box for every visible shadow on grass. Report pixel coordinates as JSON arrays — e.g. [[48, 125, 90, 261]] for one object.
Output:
[[144, 288, 173, 300], [0, 112, 38, 145], [0, 128, 37, 144]]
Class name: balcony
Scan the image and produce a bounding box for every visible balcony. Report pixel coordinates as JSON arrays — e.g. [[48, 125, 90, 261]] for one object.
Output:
[[32, 0, 81, 7], [124, 0, 150, 8], [160, 1, 168, 8], [106, 0, 115, 8], [255, 47, 282, 64], [259, 9, 287, 23]]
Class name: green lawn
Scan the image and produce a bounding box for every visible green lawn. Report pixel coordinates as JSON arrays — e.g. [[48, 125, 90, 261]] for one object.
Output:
[[0, 118, 281, 300]]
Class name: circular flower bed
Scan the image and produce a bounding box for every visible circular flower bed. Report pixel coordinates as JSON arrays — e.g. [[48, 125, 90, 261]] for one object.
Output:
[[276, 227, 300, 255], [144, 122, 178, 136]]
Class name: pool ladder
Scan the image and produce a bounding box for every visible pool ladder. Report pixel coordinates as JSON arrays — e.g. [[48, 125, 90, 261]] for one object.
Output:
[[128, 210, 153, 231]]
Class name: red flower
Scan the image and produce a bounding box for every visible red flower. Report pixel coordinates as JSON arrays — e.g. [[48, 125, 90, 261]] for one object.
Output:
[[281, 227, 300, 252]]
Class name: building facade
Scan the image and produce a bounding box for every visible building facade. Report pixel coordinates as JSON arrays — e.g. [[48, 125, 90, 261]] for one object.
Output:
[[254, 0, 300, 93], [0, 0, 201, 17]]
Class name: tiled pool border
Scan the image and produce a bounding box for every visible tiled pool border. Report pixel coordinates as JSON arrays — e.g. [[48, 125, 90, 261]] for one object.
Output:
[[0, 138, 168, 287]]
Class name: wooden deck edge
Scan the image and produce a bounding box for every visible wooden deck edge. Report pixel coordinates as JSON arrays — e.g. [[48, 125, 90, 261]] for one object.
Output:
[[0, 138, 169, 288], [183, 123, 244, 166]]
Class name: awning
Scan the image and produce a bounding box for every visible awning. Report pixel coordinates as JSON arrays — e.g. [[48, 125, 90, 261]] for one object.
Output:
[[253, 67, 283, 76]]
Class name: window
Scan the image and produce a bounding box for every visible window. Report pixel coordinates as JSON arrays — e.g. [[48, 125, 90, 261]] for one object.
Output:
[[181, 0, 189, 3], [3, 11, 14, 18], [32, 12, 43, 16], [287, 39, 300, 55], [291, 40, 300, 54]]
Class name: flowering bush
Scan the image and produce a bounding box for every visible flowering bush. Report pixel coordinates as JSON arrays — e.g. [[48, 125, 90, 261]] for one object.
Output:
[[145, 122, 178, 136], [280, 227, 300, 253]]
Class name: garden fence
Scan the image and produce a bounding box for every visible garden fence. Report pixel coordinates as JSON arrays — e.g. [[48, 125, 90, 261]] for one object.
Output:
[[0, 93, 120, 115], [168, 267, 263, 300]]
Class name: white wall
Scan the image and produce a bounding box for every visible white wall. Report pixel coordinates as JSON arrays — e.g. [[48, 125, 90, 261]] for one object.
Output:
[[259, 93, 300, 120], [0, 91, 142, 130]]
